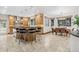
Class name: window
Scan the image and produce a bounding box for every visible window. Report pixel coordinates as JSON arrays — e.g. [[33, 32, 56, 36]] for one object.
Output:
[[58, 17, 71, 26], [0, 15, 7, 34], [51, 19, 54, 26], [30, 19, 35, 25], [45, 19, 49, 26]]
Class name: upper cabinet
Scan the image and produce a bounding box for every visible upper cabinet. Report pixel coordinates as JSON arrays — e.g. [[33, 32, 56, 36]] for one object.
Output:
[[9, 16, 16, 27], [20, 17, 30, 27], [8, 16, 16, 33], [35, 13, 43, 27]]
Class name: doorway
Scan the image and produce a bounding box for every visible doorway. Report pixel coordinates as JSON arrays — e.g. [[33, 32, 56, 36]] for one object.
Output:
[[0, 15, 8, 34]]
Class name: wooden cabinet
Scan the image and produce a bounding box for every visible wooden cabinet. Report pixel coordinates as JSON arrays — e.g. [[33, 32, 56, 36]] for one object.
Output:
[[8, 16, 16, 33], [20, 17, 30, 28], [35, 13, 43, 27], [24, 33, 36, 42]]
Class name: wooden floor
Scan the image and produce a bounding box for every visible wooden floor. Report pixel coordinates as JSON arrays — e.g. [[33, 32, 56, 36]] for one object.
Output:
[[0, 33, 70, 52]]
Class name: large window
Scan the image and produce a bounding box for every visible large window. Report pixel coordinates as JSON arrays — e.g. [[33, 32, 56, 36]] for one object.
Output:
[[58, 17, 71, 26], [30, 19, 35, 27]]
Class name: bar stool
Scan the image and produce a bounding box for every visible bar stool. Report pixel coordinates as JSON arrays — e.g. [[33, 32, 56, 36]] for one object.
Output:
[[18, 28, 26, 44], [23, 29, 28, 41], [36, 29, 42, 41], [16, 28, 20, 39]]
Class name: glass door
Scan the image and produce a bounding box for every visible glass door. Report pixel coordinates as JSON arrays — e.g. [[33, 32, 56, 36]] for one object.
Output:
[[0, 15, 7, 34]]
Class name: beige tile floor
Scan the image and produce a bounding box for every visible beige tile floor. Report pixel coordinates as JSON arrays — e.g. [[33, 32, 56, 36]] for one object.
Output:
[[0, 33, 70, 52]]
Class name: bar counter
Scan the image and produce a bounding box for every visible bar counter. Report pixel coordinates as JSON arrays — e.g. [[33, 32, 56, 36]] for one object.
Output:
[[15, 26, 37, 42]]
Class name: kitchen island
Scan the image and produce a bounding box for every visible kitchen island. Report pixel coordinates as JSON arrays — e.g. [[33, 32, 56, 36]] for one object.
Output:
[[15, 27, 37, 43]]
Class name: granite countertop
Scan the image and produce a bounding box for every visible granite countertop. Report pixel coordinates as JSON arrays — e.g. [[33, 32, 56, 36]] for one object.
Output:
[[71, 30, 79, 37]]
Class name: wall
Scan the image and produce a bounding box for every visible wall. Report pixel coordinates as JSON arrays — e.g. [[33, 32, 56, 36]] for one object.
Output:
[[71, 16, 77, 29], [43, 17, 52, 33], [53, 18, 58, 28]]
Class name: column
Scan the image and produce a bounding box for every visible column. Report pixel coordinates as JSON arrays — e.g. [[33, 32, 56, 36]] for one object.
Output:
[[54, 17, 58, 28]]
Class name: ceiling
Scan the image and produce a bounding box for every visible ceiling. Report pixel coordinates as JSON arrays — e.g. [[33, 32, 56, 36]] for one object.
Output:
[[0, 6, 79, 17]]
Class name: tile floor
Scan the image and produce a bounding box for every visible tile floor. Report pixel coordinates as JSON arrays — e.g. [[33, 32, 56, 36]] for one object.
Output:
[[0, 33, 70, 52]]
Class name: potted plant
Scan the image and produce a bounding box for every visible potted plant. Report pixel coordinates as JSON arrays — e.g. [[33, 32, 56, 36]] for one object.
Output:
[[74, 16, 79, 33]]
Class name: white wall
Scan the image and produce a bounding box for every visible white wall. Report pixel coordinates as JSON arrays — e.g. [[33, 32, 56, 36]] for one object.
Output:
[[43, 17, 52, 33], [71, 16, 77, 29], [53, 18, 58, 28]]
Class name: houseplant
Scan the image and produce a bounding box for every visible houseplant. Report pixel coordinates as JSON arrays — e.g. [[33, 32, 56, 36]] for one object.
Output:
[[74, 16, 79, 33]]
